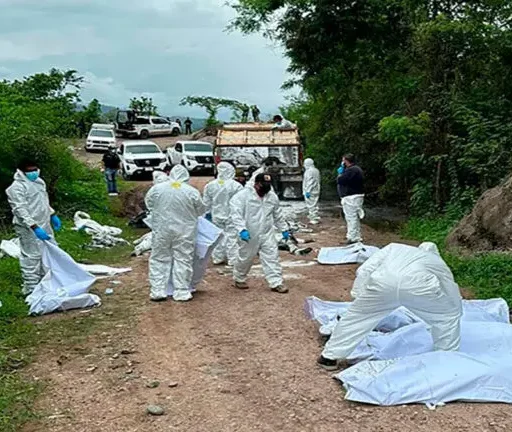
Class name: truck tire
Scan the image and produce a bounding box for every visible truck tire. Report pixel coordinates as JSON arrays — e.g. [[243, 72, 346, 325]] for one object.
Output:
[[171, 127, 180, 137], [122, 169, 131, 181], [140, 130, 149, 139]]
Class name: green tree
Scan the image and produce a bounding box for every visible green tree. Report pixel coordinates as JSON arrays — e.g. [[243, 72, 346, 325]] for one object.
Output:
[[129, 96, 158, 115], [76, 98, 102, 137], [180, 96, 249, 125], [0, 69, 107, 220], [231, 0, 512, 214]]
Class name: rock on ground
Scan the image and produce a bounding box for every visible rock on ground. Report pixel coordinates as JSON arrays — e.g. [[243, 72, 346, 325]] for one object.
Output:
[[447, 176, 512, 251]]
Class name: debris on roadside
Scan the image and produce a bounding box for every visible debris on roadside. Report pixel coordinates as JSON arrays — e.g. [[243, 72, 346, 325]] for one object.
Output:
[[73, 211, 128, 248]]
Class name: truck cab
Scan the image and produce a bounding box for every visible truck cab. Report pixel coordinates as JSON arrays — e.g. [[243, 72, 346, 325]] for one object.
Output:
[[215, 123, 303, 199]]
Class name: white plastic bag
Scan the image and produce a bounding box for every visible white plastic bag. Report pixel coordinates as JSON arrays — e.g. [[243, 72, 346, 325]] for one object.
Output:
[[26, 242, 100, 315]]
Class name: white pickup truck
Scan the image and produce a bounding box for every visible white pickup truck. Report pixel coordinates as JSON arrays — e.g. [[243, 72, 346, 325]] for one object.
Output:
[[118, 140, 168, 180], [115, 110, 182, 139], [85, 123, 116, 152], [167, 141, 215, 173]]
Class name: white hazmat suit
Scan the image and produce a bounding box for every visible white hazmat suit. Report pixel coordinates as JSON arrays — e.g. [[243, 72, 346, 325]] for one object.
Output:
[[145, 165, 205, 301], [322, 242, 462, 361], [6, 170, 55, 294], [152, 170, 169, 185], [203, 162, 243, 265], [342, 195, 365, 243], [302, 158, 321, 224], [231, 187, 287, 289]]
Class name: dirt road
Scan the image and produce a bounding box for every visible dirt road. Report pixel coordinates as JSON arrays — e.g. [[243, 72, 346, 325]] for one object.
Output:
[[22, 180, 511, 432]]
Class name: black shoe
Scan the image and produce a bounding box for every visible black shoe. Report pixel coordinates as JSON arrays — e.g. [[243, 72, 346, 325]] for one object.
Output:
[[317, 355, 340, 371]]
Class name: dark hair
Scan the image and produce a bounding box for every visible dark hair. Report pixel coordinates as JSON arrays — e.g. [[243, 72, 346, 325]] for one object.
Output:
[[163, 165, 172, 173], [17, 159, 39, 171], [255, 173, 272, 184], [343, 153, 356, 164], [273, 114, 283, 122]]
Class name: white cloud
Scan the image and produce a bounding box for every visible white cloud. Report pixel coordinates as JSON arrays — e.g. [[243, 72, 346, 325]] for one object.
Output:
[[0, 0, 290, 115], [0, 28, 107, 61]]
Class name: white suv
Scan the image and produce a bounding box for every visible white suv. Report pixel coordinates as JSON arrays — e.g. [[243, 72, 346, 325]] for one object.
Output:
[[116, 113, 182, 139], [118, 141, 168, 180], [167, 141, 215, 173], [85, 124, 116, 152]]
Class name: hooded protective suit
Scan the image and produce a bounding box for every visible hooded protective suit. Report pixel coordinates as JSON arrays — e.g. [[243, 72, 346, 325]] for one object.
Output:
[[230, 186, 287, 288], [322, 242, 462, 361], [145, 165, 205, 301], [6, 170, 55, 294], [152, 170, 169, 185], [303, 158, 321, 224], [203, 162, 243, 265]]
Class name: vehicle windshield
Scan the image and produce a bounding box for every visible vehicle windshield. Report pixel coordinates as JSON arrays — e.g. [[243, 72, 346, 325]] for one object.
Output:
[[126, 145, 161, 154], [184, 143, 212, 152], [89, 129, 114, 138]]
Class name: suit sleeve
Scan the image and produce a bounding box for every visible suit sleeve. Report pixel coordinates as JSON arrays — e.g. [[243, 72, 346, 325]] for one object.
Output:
[[203, 183, 213, 213], [230, 191, 247, 233], [272, 194, 287, 232], [6, 183, 36, 228]]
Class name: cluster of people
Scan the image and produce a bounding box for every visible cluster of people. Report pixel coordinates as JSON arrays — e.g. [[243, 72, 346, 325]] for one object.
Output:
[[7, 154, 464, 372], [145, 162, 291, 302]]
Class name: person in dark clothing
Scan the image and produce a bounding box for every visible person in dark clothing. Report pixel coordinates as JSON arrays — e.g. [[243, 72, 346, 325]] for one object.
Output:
[[337, 154, 365, 244], [251, 105, 261, 122], [102, 144, 121, 196], [175, 118, 182, 127], [184, 117, 193, 135]]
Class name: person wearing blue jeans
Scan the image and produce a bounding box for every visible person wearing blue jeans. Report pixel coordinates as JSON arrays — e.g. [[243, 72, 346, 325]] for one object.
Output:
[[102, 144, 121, 196]]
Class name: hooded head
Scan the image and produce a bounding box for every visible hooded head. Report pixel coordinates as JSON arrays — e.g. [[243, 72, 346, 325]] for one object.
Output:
[[17, 159, 40, 182], [169, 164, 190, 184], [153, 171, 168, 185], [418, 242, 440, 256], [304, 158, 315, 169], [217, 162, 235, 181]]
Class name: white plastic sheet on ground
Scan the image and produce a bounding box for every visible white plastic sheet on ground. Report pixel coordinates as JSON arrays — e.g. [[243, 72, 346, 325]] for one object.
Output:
[[167, 216, 223, 297], [304, 296, 509, 336], [0, 238, 21, 259], [317, 243, 380, 265], [305, 296, 512, 406], [78, 264, 132, 277], [26, 242, 100, 315]]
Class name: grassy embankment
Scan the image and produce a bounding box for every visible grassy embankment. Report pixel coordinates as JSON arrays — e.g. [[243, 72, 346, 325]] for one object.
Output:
[[0, 204, 139, 431], [404, 217, 512, 303]]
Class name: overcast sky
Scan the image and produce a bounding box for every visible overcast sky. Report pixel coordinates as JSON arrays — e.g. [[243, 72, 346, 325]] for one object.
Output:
[[0, 0, 290, 118]]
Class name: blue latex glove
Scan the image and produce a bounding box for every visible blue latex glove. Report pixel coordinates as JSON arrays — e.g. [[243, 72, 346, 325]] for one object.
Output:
[[34, 227, 51, 241], [205, 213, 212, 222], [51, 214, 62, 232], [305, 192, 311, 199], [337, 165, 345, 175], [239, 229, 251, 242], [282, 231, 290, 241]]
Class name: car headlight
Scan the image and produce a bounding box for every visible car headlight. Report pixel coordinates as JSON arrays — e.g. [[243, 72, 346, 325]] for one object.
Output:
[[125, 158, 135, 164], [186, 155, 196, 161]]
